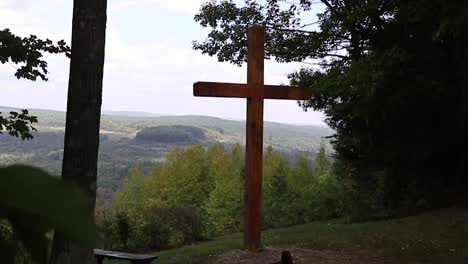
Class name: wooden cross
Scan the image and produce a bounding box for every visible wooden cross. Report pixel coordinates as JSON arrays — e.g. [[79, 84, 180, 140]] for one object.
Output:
[[193, 25, 312, 252]]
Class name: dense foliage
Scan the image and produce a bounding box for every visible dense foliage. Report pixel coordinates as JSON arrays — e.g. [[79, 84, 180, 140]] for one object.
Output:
[[97, 143, 340, 251], [0, 28, 70, 81], [193, 0, 468, 219], [135, 125, 207, 143], [0, 165, 97, 264], [0, 110, 38, 140]]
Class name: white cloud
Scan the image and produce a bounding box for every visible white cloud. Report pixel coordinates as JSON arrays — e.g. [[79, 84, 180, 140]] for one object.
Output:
[[108, 0, 207, 15], [0, 0, 326, 125], [109, 0, 138, 12], [144, 0, 206, 15]]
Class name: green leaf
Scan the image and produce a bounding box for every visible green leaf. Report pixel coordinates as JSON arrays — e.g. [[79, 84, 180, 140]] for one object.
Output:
[[0, 165, 97, 252], [10, 216, 49, 264]]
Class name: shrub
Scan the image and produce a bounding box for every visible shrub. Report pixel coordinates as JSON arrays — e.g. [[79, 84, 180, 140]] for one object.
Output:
[[97, 207, 206, 252]]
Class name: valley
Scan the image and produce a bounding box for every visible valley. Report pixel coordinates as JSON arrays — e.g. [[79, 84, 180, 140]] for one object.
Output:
[[0, 107, 334, 207]]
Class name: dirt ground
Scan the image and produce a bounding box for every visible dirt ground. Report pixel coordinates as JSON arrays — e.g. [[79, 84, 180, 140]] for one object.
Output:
[[206, 245, 393, 264]]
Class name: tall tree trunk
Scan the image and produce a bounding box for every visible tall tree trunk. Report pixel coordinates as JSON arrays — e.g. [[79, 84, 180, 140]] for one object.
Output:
[[49, 0, 107, 263], [460, 39, 468, 187]]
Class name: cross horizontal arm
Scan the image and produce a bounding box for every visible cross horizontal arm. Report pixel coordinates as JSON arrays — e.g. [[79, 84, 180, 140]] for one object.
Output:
[[194, 82, 249, 98], [193, 82, 312, 100]]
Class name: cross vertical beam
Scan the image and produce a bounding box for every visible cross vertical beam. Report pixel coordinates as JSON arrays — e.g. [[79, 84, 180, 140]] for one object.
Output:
[[244, 25, 264, 252], [192, 25, 313, 253]]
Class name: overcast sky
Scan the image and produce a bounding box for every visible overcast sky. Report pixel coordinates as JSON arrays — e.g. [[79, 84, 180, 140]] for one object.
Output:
[[0, 0, 327, 125]]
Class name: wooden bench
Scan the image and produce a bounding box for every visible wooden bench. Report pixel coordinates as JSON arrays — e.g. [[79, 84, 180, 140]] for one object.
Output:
[[94, 249, 158, 264]]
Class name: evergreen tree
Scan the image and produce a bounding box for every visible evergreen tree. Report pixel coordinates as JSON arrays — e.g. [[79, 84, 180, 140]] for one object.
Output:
[[313, 143, 331, 177], [231, 143, 245, 178], [288, 155, 314, 223], [262, 146, 294, 228]]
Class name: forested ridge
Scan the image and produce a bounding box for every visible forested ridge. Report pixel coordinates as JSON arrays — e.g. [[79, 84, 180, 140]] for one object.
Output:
[[0, 107, 333, 207], [134, 125, 207, 143]]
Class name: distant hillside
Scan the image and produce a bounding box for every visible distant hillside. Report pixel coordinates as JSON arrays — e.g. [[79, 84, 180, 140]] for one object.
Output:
[[0, 106, 18, 110], [135, 125, 208, 143], [102, 110, 166, 117], [0, 106, 334, 207], [1, 106, 334, 151]]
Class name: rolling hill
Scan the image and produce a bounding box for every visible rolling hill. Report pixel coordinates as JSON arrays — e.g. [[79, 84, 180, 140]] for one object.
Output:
[[0, 106, 334, 207]]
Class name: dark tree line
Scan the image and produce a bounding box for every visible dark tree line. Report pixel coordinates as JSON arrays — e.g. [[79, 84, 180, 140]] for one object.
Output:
[[193, 0, 468, 218], [135, 125, 207, 143]]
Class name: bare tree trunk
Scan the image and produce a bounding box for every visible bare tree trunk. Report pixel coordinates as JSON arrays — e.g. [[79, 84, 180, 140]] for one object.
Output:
[[49, 0, 107, 263], [460, 39, 468, 187]]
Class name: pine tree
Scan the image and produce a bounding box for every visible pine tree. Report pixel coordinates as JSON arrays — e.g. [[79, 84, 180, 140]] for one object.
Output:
[[313, 144, 331, 177]]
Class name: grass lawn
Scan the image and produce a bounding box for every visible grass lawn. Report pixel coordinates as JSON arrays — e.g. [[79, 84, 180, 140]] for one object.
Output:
[[107, 206, 468, 264]]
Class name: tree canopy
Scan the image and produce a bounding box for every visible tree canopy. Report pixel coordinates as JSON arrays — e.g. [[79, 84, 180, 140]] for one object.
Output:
[[193, 0, 468, 217], [0, 28, 70, 81], [0, 28, 71, 139]]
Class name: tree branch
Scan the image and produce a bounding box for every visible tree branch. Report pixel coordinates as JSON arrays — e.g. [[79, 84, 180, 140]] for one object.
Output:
[[319, 0, 340, 16], [266, 25, 350, 40], [270, 49, 349, 60], [300, 21, 322, 28]]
